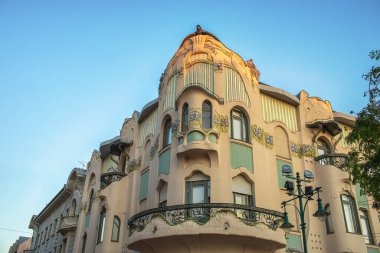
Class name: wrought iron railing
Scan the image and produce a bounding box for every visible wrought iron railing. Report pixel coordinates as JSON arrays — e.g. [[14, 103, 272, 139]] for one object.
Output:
[[128, 203, 283, 235], [314, 153, 349, 170], [100, 171, 127, 189]]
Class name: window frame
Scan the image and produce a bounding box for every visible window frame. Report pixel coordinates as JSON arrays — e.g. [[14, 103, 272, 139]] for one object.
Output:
[[97, 208, 107, 244], [341, 194, 361, 234], [163, 118, 172, 148], [359, 209, 374, 245], [324, 204, 334, 234], [185, 180, 210, 204], [182, 103, 189, 132], [230, 108, 249, 143], [111, 216, 121, 242], [202, 100, 212, 129]]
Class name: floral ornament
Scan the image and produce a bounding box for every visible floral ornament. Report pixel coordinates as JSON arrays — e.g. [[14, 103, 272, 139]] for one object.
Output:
[[301, 144, 316, 158], [149, 136, 159, 159], [251, 125, 274, 149], [213, 112, 229, 133], [172, 119, 180, 137], [290, 141, 302, 158], [127, 158, 142, 173], [189, 108, 201, 128], [177, 67, 184, 78]]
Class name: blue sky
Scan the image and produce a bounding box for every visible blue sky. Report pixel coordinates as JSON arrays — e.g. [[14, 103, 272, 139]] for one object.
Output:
[[0, 0, 379, 250]]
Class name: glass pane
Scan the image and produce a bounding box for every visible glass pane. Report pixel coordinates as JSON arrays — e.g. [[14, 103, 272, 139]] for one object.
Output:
[[233, 118, 242, 140], [343, 203, 355, 232], [192, 184, 205, 203], [234, 193, 247, 205]]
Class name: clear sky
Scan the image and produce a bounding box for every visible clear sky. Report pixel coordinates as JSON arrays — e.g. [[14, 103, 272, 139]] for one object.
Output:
[[0, 0, 379, 251]]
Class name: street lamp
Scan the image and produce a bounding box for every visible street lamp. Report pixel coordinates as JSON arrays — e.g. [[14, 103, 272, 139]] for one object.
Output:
[[280, 166, 327, 253]]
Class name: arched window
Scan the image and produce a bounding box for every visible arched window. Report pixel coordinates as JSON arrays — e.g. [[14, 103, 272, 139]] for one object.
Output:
[[185, 172, 210, 204], [163, 118, 172, 147], [88, 189, 94, 213], [317, 138, 331, 156], [202, 100, 212, 129], [359, 209, 373, 244], [232, 175, 254, 206], [324, 204, 334, 234], [111, 216, 120, 242], [341, 194, 360, 233], [159, 182, 168, 207], [81, 233, 87, 253], [182, 103, 189, 132], [97, 208, 106, 243], [230, 108, 249, 142]]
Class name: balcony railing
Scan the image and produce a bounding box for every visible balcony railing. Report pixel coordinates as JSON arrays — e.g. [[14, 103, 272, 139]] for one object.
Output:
[[100, 171, 127, 189], [314, 153, 349, 170], [128, 203, 283, 235], [57, 215, 78, 234]]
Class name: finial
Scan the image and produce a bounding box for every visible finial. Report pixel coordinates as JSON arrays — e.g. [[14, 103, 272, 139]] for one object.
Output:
[[196, 25, 202, 35]]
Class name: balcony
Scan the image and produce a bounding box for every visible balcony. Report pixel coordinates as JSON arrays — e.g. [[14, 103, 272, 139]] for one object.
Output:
[[314, 153, 349, 170], [57, 215, 78, 234], [127, 203, 286, 253], [100, 171, 127, 190]]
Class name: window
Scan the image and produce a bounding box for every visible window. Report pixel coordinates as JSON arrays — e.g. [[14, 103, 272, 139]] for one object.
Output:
[[97, 208, 106, 243], [230, 108, 249, 142], [81, 233, 87, 253], [163, 118, 172, 147], [70, 199, 77, 216], [232, 175, 254, 219], [202, 100, 212, 129], [274, 126, 290, 159], [182, 103, 189, 132], [317, 139, 331, 156], [159, 182, 168, 207], [325, 204, 334, 234], [111, 216, 120, 242], [359, 209, 373, 244], [88, 189, 94, 213], [341, 194, 360, 233], [185, 172, 210, 204]]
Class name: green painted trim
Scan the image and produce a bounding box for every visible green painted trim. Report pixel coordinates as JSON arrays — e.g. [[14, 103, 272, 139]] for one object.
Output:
[[84, 213, 90, 230], [208, 134, 217, 143], [367, 247, 380, 253], [355, 184, 369, 209], [139, 170, 149, 201], [276, 159, 293, 189], [187, 131, 205, 142], [286, 233, 303, 252], [230, 142, 253, 173], [158, 148, 171, 175], [179, 137, 184, 144]]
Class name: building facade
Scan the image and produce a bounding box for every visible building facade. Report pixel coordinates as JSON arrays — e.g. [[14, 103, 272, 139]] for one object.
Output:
[[28, 168, 86, 253], [27, 26, 380, 253]]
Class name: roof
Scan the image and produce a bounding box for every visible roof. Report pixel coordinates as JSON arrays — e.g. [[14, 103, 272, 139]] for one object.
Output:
[[259, 83, 300, 106], [180, 25, 221, 47]]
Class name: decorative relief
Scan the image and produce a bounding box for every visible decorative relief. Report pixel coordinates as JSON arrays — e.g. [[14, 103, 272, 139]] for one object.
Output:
[[189, 108, 201, 128], [251, 125, 274, 149], [177, 67, 184, 78], [127, 158, 142, 173], [214, 63, 223, 72], [205, 44, 217, 55], [213, 112, 229, 133], [290, 141, 316, 158], [149, 136, 159, 159], [304, 95, 334, 123], [172, 119, 180, 137]]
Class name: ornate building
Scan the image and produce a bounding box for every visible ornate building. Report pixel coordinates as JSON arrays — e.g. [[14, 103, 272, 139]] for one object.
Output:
[[28, 26, 380, 253]]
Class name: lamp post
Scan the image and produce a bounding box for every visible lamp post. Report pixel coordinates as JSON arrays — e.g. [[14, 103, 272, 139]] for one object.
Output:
[[280, 168, 327, 253]]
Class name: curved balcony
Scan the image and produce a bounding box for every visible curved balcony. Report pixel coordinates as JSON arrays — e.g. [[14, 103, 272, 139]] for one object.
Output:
[[127, 203, 285, 253], [57, 215, 78, 235], [100, 171, 126, 190], [314, 153, 349, 170]]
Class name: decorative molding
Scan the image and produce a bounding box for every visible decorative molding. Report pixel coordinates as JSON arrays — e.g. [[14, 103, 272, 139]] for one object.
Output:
[[177, 67, 184, 78], [290, 141, 316, 158], [127, 158, 142, 173], [172, 119, 180, 138], [213, 112, 229, 133], [214, 63, 223, 72], [251, 124, 273, 149], [189, 108, 201, 128], [149, 136, 159, 160]]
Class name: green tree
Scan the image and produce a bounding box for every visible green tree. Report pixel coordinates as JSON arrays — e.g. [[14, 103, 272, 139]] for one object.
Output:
[[346, 50, 380, 203]]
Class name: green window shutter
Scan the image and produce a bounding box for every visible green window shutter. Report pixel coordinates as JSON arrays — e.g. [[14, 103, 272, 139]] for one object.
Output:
[[84, 213, 90, 230], [367, 247, 380, 253], [158, 148, 171, 175], [139, 170, 149, 201], [286, 233, 303, 252], [230, 142, 253, 173], [355, 184, 369, 209], [276, 159, 292, 189], [187, 131, 205, 142]]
